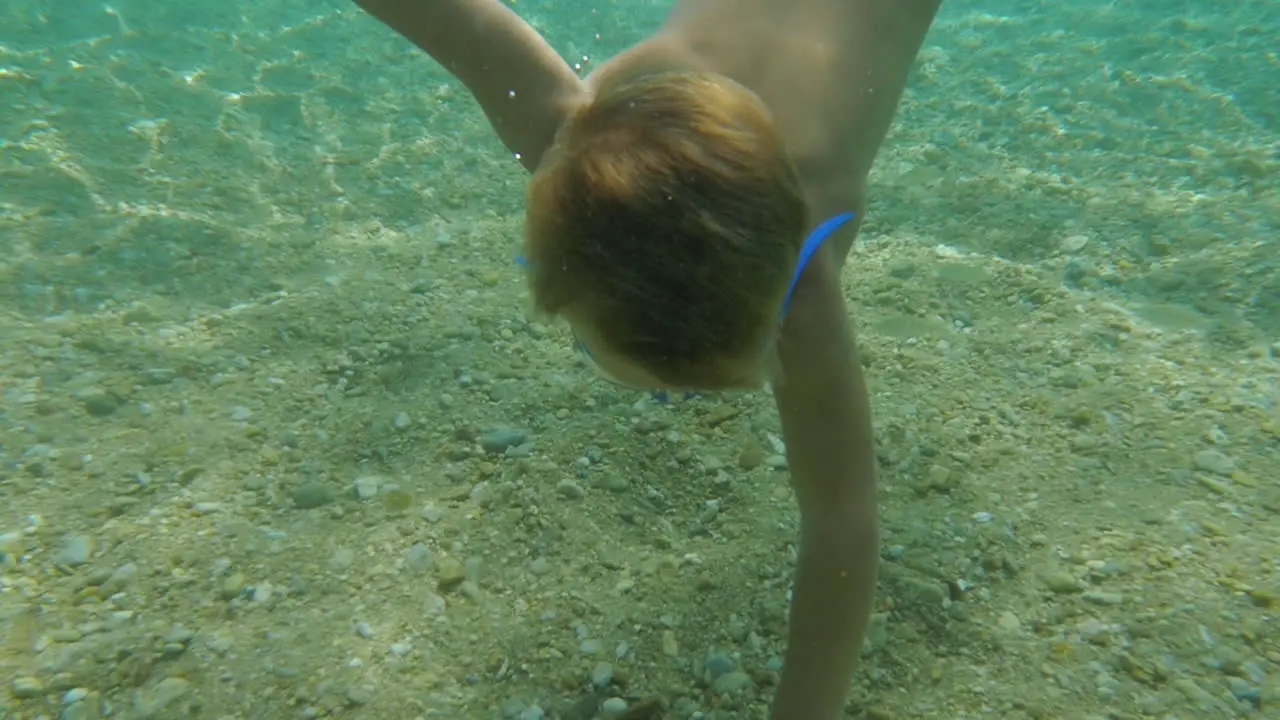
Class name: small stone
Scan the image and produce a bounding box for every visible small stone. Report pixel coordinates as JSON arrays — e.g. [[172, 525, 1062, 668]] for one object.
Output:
[[353, 475, 380, 501], [862, 612, 890, 655], [57, 535, 93, 567], [164, 626, 196, 646], [555, 479, 585, 500], [592, 473, 629, 492], [1043, 571, 1083, 594], [12, 676, 44, 699], [250, 581, 273, 603], [1192, 450, 1235, 476], [408, 544, 435, 572], [436, 557, 467, 591], [1082, 590, 1125, 605], [80, 390, 119, 417], [220, 572, 246, 600], [345, 685, 375, 706], [529, 557, 552, 576], [705, 651, 736, 679], [591, 661, 614, 689], [133, 677, 190, 719], [711, 671, 754, 695], [61, 698, 94, 720], [898, 577, 947, 606], [63, 688, 89, 706], [661, 630, 679, 656], [600, 697, 629, 717], [329, 548, 356, 571], [995, 610, 1022, 633], [479, 428, 527, 454], [393, 412, 412, 430], [292, 482, 335, 509], [1060, 234, 1090, 253], [100, 563, 138, 595], [1196, 474, 1231, 495], [737, 443, 764, 470]]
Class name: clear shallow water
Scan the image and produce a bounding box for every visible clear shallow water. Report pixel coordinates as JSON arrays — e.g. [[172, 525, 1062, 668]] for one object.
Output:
[[1, 1, 1277, 718]]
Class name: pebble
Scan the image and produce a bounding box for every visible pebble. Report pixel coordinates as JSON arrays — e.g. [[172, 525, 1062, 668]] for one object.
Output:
[[711, 670, 754, 694], [353, 475, 380, 501], [424, 593, 447, 616], [1060, 234, 1091, 252], [1082, 589, 1125, 605], [80, 389, 119, 417], [661, 630, 679, 656], [57, 535, 93, 567], [329, 548, 356, 571], [995, 610, 1022, 633], [408, 543, 435, 571], [63, 687, 89, 705], [705, 651, 736, 680], [1043, 571, 1083, 594], [251, 582, 273, 603], [1192, 450, 1235, 476], [555, 479, 585, 499], [480, 428, 527, 454], [346, 685, 375, 705], [220, 572, 246, 600], [436, 557, 467, 591], [133, 676, 190, 718], [292, 482, 335, 509], [591, 661, 614, 688], [600, 697, 629, 716], [62, 700, 96, 720], [12, 676, 44, 699], [100, 563, 138, 596], [860, 607, 890, 653], [592, 473, 629, 492]]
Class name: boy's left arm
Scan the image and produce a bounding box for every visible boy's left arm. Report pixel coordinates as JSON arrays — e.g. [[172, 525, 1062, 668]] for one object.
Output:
[[770, 246, 880, 720]]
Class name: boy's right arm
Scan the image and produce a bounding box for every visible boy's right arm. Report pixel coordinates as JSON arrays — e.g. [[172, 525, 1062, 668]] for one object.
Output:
[[353, 0, 585, 171]]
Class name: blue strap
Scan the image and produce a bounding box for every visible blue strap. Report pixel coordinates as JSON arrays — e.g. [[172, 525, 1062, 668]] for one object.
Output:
[[780, 211, 856, 317]]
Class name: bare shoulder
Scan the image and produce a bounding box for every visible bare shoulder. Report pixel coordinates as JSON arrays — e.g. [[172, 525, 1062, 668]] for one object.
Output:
[[664, 0, 943, 184]]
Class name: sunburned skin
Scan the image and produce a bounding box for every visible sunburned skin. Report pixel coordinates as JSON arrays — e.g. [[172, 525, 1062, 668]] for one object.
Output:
[[349, 2, 943, 717]]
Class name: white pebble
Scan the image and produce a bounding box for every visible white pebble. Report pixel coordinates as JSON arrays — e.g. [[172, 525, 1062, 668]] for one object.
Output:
[[601, 697, 629, 716], [354, 476, 380, 500]]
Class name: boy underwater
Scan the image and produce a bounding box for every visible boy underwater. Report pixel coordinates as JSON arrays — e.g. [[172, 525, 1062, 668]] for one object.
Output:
[[351, 1, 943, 717]]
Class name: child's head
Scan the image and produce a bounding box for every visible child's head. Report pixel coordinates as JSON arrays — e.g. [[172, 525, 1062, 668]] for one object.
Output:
[[524, 70, 808, 390]]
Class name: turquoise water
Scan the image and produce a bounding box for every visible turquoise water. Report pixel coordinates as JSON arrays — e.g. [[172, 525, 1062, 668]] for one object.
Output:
[[1, 1, 1277, 718]]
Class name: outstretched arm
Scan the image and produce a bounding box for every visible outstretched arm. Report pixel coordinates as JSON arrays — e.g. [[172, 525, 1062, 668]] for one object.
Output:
[[768, 7, 942, 717], [771, 240, 879, 720], [353, 0, 585, 171]]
